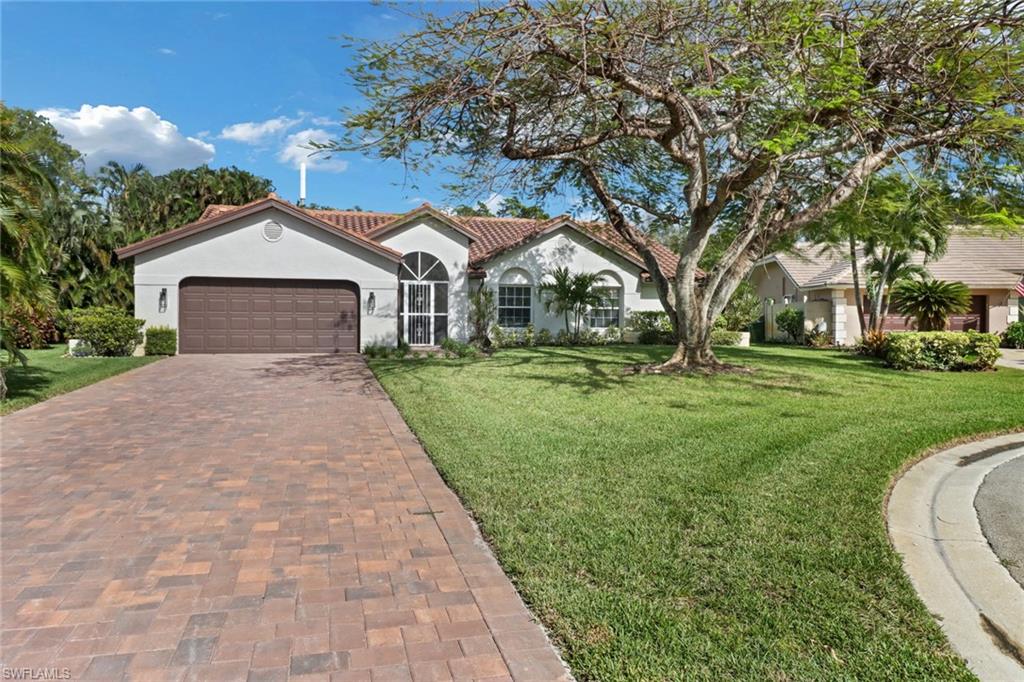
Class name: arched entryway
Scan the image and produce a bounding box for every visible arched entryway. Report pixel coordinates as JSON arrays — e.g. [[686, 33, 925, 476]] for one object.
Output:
[[399, 252, 448, 346]]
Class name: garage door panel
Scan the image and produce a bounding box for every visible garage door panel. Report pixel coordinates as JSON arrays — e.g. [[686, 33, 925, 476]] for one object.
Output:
[[229, 298, 250, 313], [251, 335, 273, 350], [179, 278, 359, 353]]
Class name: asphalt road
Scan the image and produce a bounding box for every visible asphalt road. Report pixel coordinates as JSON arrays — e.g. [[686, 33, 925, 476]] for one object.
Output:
[[975, 452, 1024, 588]]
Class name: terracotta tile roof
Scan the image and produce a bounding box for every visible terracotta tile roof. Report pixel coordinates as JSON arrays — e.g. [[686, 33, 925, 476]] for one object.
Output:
[[193, 199, 681, 277], [761, 231, 1024, 290]]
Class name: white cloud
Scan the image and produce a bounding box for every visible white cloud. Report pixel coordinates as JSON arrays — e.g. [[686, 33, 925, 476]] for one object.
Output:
[[483, 193, 505, 213], [220, 116, 300, 144], [157, 47, 176, 56], [311, 115, 340, 127], [37, 104, 214, 174], [278, 129, 348, 172]]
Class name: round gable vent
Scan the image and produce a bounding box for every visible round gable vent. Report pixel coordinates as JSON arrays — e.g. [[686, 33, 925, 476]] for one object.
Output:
[[262, 220, 284, 242]]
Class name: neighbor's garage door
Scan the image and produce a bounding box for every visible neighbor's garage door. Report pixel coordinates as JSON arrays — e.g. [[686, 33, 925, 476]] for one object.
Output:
[[179, 277, 359, 353]]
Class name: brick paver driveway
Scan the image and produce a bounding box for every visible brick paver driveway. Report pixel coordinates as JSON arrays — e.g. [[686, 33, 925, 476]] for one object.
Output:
[[1, 355, 569, 682]]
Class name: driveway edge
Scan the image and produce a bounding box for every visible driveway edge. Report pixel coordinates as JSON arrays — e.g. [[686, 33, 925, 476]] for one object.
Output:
[[371, 368, 576, 681], [887, 433, 1024, 680]]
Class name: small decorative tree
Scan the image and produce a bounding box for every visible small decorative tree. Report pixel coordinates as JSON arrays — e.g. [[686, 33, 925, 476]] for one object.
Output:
[[538, 267, 603, 344], [775, 307, 804, 344], [890, 278, 970, 331], [468, 286, 496, 344]]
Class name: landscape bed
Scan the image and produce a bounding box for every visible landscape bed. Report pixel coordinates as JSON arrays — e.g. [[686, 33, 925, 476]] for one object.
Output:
[[369, 344, 1024, 681], [1, 346, 160, 415]]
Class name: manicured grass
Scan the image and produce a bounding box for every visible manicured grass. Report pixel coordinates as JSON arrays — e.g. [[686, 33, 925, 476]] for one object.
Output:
[[1, 346, 160, 415], [370, 345, 1024, 681]]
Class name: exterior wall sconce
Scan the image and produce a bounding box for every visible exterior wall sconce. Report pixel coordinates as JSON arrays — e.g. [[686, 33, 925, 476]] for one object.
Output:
[[158, 288, 168, 313], [366, 292, 376, 315], [782, 295, 791, 305]]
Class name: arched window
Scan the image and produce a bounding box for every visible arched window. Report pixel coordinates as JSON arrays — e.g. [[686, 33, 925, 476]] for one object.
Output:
[[589, 272, 622, 328], [399, 252, 449, 345], [498, 269, 533, 328]]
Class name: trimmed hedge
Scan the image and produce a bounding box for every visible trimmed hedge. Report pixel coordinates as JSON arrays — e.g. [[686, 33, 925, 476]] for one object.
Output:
[[884, 331, 1000, 371], [711, 329, 742, 346], [627, 311, 674, 344], [1002, 321, 1024, 349], [144, 326, 177, 355], [64, 306, 144, 357]]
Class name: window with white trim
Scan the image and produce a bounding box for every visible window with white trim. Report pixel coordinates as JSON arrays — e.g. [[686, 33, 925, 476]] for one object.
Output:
[[498, 285, 532, 328], [589, 287, 621, 328]]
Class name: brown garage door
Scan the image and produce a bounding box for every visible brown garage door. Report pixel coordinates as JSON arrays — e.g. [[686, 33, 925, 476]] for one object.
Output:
[[179, 277, 359, 353]]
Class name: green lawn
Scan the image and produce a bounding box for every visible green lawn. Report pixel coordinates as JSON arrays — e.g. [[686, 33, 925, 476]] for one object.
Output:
[[1, 346, 160, 415], [370, 345, 1024, 681]]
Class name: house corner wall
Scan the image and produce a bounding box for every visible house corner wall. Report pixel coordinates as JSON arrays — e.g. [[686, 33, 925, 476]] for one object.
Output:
[[830, 290, 847, 345]]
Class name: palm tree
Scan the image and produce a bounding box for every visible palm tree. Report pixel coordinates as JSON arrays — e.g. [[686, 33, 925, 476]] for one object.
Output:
[[0, 104, 57, 397], [890, 278, 971, 331], [806, 174, 952, 334], [539, 267, 604, 342]]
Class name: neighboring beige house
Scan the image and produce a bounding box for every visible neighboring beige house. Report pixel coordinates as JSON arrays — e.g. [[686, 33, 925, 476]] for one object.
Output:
[[749, 232, 1024, 345]]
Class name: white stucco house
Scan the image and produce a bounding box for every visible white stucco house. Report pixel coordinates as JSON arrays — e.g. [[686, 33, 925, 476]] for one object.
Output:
[[115, 194, 677, 353]]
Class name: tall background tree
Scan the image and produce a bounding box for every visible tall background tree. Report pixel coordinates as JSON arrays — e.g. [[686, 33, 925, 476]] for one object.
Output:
[[0, 105, 275, 341], [330, 0, 1023, 369], [1, 104, 57, 396], [452, 196, 550, 219]]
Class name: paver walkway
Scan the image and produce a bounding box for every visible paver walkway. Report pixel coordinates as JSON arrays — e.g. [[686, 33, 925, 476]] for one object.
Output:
[[1, 354, 569, 681]]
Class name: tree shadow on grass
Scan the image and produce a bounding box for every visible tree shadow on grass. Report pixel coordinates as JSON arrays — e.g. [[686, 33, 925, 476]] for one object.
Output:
[[370, 344, 932, 401], [3, 363, 58, 403]]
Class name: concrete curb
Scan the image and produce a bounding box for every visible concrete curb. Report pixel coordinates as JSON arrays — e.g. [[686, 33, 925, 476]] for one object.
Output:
[[888, 433, 1024, 681]]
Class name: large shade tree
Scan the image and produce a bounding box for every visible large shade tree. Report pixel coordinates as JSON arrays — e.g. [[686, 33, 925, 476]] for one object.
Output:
[[330, 0, 1023, 369]]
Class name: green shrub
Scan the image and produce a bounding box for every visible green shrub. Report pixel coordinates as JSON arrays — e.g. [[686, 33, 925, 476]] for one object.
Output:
[[489, 324, 508, 348], [65, 306, 144, 356], [364, 341, 413, 359], [884, 331, 1000, 371], [522, 323, 536, 347], [440, 337, 479, 358], [805, 329, 831, 348], [536, 328, 553, 345], [1002, 321, 1024, 349], [856, 330, 889, 358], [555, 329, 571, 346], [144, 326, 177, 355], [603, 325, 623, 344], [362, 343, 389, 358], [719, 282, 761, 332], [628, 311, 673, 344], [710, 329, 742, 346], [775, 307, 804, 343]]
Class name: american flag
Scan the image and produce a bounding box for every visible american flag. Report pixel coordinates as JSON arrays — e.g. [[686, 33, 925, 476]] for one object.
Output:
[[1017, 278, 1024, 298]]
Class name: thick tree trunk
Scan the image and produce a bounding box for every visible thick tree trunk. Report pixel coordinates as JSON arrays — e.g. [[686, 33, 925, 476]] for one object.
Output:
[[654, 259, 750, 371], [662, 321, 720, 369]]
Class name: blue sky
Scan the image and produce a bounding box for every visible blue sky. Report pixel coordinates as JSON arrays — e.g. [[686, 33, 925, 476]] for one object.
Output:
[[2, 1, 551, 213]]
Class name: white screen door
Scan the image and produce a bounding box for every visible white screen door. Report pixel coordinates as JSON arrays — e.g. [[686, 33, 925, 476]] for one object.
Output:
[[405, 282, 433, 345]]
